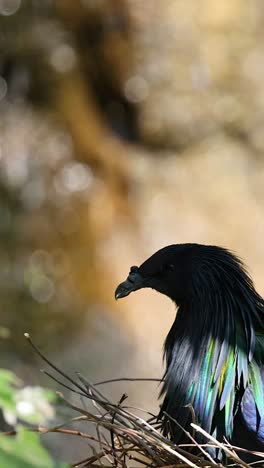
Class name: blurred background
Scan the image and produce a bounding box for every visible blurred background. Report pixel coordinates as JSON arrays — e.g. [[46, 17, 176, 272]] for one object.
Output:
[[1, 0, 264, 463]]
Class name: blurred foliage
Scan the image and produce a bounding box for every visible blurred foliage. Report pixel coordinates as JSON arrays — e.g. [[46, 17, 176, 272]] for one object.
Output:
[[0, 368, 56, 426], [0, 121, 95, 355], [0, 0, 138, 358], [0, 369, 66, 467], [0, 4, 141, 461], [0, 428, 67, 468], [0, 369, 19, 416]]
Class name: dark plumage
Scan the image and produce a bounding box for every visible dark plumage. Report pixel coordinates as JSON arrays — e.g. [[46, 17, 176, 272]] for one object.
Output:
[[115, 243, 264, 457]]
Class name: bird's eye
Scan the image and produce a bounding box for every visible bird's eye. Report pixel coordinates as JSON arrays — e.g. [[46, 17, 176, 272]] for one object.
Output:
[[161, 264, 175, 273]]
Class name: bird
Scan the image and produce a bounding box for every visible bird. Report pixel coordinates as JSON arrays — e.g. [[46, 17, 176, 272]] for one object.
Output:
[[115, 243, 264, 457]]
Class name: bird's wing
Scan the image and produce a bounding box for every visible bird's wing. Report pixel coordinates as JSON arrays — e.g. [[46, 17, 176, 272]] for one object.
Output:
[[191, 328, 264, 439], [191, 336, 236, 436], [240, 367, 264, 444]]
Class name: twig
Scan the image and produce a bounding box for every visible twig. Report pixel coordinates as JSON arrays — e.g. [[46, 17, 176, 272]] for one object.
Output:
[[191, 424, 250, 468], [24, 334, 87, 395], [95, 378, 163, 386]]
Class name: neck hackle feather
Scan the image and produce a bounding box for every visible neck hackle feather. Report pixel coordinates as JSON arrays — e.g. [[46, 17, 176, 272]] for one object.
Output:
[[160, 246, 264, 447]]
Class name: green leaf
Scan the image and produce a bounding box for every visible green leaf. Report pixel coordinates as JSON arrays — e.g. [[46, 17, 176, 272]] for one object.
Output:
[[0, 427, 68, 468], [15, 386, 56, 424], [0, 369, 19, 414], [0, 369, 20, 386]]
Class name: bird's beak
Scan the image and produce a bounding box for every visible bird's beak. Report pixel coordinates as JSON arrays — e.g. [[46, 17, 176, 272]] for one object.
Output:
[[115, 269, 144, 300]]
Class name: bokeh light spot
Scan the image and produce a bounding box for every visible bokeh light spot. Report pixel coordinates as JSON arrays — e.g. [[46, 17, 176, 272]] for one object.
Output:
[[29, 275, 54, 304], [0, 76, 7, 100], [55, 162, 93, 194], [0, 0, 20, 16], [50, 45, 77, 73], [124, 75, 149, 103]]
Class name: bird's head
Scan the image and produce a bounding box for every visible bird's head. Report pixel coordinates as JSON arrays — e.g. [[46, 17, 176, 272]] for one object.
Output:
[[115, 244, 199, 305], [115, 243, 257, 308]]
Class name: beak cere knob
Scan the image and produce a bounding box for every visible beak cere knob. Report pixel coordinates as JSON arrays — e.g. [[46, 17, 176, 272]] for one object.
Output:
[[115, 267, 143, 300], [130, 266, 139, 273]]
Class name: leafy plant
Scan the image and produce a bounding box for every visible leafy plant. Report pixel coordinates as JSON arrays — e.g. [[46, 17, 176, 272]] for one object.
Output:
[[0, 369, 68, 468]]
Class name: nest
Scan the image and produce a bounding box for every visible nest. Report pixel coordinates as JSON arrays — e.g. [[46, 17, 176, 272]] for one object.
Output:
[[25, 334, 264, 468]]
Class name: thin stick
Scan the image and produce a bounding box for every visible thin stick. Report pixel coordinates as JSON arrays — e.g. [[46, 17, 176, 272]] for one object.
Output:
[[41, 369, 88, 398], [24, 333, 87, 395], [191, 423, 250, 468], [163, 411, 218, 466], [95, 377, 163, 386]]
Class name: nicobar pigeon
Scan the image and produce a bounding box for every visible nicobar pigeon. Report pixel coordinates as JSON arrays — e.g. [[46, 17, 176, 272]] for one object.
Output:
[[115, 244, 264, 457]]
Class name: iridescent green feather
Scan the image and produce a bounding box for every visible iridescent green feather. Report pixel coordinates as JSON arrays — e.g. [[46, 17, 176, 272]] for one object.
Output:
[[196, 340, 239, 437], [219, 347, 236, 411], [249, 360, 264, 419], [225, 385, 235, 437], [195, 339, 214, 418], [186, 381, 194, 400], [236, 322, 248, 386], [193, 323, 263, 441]]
